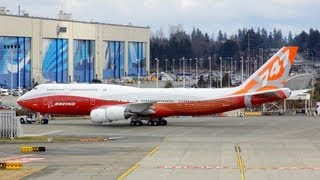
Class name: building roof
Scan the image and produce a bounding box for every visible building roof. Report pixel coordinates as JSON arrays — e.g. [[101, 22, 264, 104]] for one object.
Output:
[[0, 14, 150, 29]]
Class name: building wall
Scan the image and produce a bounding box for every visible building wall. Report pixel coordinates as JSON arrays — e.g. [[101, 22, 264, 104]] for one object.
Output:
[[0, 14, 150, 87]]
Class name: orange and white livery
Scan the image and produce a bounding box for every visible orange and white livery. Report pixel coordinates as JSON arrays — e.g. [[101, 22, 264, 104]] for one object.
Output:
[[17, 46, 298, 126]]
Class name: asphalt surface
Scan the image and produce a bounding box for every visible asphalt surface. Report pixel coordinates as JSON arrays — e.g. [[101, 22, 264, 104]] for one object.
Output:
[[1, 115, 320, 179]]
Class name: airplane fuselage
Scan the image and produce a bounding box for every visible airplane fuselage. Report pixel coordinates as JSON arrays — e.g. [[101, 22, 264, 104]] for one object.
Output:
[[17, 83, 290, 117]]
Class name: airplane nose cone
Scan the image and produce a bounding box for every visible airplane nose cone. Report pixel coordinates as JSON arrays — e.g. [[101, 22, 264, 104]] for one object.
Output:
[[17, 94, 28, 107], [17, 98, 24, 107]]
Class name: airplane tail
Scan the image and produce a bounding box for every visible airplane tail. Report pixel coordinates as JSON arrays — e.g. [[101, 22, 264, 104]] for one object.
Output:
[[233, 46, 298, 95]]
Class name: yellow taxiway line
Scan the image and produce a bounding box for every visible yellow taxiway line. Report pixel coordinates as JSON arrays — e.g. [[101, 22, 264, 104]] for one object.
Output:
[[235, 144, 246, 180], [117, 163, 140, 180], [146, 146, 159, 157], [117, 145, 159, 180]]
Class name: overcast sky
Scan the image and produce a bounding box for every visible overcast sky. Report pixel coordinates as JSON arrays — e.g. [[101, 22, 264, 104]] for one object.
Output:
[[2, 0, 320, 38]]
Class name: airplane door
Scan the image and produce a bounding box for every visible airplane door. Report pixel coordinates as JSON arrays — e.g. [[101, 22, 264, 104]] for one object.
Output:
[[43, 96, 52, 108], [43, 97, 50, 105]]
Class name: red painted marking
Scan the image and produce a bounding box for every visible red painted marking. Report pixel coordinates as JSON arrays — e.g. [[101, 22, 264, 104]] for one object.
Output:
[[6, 157, 46, 163], [159, 165, 320, 171], [159, 165, 228, 169], [273, 166, 320, 171]]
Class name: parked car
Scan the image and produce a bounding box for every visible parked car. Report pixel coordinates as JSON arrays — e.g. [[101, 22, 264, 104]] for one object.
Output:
[[1, 89, 9, 96], [13, 89, 23, 96]]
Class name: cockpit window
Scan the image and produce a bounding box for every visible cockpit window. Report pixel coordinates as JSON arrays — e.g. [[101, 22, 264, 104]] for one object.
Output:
[[33, 87, 38, 90]]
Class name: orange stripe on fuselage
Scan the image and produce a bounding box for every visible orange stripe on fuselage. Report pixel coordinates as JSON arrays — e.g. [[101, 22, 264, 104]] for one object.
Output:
[[153, 96, 246, 117]]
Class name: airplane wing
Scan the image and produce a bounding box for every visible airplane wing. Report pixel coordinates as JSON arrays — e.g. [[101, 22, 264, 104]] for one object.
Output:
[[97, 101, 156, 116], [125, 102, 155, 115]]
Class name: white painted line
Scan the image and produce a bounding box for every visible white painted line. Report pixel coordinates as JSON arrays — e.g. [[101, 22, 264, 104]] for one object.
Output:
[[24, 130, 63, 137]]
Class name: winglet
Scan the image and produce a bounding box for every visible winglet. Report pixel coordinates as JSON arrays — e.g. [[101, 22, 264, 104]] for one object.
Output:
[[233, 46, 298, 95]]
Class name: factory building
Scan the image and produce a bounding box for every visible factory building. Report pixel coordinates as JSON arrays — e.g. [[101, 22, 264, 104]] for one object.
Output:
[[0, 11, 150, 89]]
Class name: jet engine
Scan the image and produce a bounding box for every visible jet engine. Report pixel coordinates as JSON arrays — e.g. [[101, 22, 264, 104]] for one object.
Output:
[[90, 107, 130, 123]]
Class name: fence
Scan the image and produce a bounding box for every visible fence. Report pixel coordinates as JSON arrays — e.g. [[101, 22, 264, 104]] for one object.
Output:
[[0, 110, 18, 138]]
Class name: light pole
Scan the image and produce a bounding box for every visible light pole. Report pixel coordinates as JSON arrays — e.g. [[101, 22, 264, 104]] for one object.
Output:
[[10, 47, 14, 107], [195, 58, 198, 87], [137, 59, 140, 88], [4, 44, 20, 109], [234, 60, 237, 75], [199, 58, 203, 73], [310, 49, 319, 62], [189, 58, 192, 74], [179, 58, 182, 74], [241, 56, 244, 83], [253, 58, 257, 72], [156, 58, 159, 88], [182, 57, 185, 88], [230, 58, 233, 86], [165, 59, 168, 72], [172, 59, 175, 73], [247, 57, 250, 76], [220, 57, 223, 87], [209, 57, 212, 88]]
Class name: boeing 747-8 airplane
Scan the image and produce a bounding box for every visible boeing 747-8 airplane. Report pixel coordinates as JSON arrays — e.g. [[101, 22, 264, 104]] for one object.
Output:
[[17, 46, 298, 126]]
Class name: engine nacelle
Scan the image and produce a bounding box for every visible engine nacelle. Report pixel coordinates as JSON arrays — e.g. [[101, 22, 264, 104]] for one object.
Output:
[[90, 106, 129, 123]]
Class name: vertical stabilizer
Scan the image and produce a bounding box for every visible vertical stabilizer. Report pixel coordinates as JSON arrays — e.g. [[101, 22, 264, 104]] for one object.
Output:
[[233, 46, 298, 95]]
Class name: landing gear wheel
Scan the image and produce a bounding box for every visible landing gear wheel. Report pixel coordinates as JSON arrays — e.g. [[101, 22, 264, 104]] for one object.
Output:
[[160, 119, 167, 126], [137, 121, 143, 126], [148, 121, 153, 126], [20, 118, 25, 124], [153, 121, 159, 126], [130, 120, 143, 126], [41, 119, 48, 124]]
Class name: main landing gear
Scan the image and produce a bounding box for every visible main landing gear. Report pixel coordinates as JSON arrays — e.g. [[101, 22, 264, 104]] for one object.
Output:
[[129, 117, 168, 126], [40, 114, 50, 124], [130, 120, 143, 126], [41, 118, 49, 124]]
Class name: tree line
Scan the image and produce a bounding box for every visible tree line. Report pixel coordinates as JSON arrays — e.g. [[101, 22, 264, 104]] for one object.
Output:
[[150, 25, 320, 71]]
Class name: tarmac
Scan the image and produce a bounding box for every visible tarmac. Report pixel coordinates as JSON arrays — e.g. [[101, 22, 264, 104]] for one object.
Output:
[[1, 115, 320, 179]]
